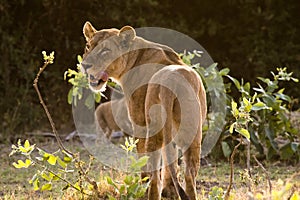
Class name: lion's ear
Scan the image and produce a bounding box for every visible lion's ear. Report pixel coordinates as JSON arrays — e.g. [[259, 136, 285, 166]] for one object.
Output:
[[119, 26, 136, 48], [83, 21, 96, 41]]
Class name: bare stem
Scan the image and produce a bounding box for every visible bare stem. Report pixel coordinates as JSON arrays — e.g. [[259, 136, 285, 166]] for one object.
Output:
[[253, 155, 272, 198], [33, 60, 100, 196], [33, 61, 73, 156], [224, 140, 242, 200], [34, 160, 90, 195]]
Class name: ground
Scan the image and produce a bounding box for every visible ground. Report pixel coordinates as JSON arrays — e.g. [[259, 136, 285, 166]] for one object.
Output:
[[0, 137, 299, 200]]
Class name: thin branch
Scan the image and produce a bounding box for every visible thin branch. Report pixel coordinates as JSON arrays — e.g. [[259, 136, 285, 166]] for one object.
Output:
[[33, 160, 90, 195], [246, 140, 251, 176], [33, 61, 73, 156], [33, 59, 100, 197], [224, 140, 242, 200], [253, 155, 272, 197], [75, 154, 100, 197]]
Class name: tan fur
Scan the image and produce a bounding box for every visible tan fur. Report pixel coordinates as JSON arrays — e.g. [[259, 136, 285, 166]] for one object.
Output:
[[82, 22, 206, 200], [95, 98, 132, 140]]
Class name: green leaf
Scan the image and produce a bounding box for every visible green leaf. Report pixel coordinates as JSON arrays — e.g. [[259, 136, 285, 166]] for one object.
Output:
[[124, 175, 134, 185], [19, 146, 27, 153], [128, 182, 139, 195], [41, 172, 51, 181], [19, 140, 35, 154], [74, 182, 81, 191], [236, 128, 250, 140], [41, 183, 52, 191], [226, 75, 241, 90], [106, 176, 118, 189], [231, 100, 239, 118], [38, 148, 51, 161], [243, 98, 252, 112], [275, 92, 291, 102], [108, 195, 117, 200], [141, 176, 150, 182], [12, 159, 31, 168], [252, 101, 270, 111], [84, 94, 95, 109], [67, 88, 73, 104], [219, 68, 230, 76], [265, 125, 278, 151], [57, 157, 67, 168], [221, 141, 232, 158], [24, 140, 30, 149], [119, 185, 126, 194], [47, 154, 57, 165], [49, 172, 60, 181], [280, 142, 295, 160], [125, 138, 129, 148], [131, 156, 149, 170], [61, 150, 73, 163], [78, 87, 83, 100], [29, 174, 38, 184], [77, 55, 83, 63], [229, 123, 235, 134], [120, 144, 127, 151], [94, 93, 101, 103], [17, 139, 21, 146], [243, 82, 251, 93], [63, 156, 72, 163], [33, 178, 40, 191]]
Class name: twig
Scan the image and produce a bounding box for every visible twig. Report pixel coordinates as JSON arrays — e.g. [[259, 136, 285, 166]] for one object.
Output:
[[246, 139, 252, 192], [33, 61, 73, 156], [33, 58, 100, 197], [33, 160, 90, 195], [224, 140, 242, 200], [253, 155, 272, 197], [246, 140, 251, 176], [75, 153, 100, 197]]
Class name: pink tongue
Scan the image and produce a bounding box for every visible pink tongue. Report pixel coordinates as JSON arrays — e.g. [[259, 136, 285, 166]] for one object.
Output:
[[96, 71, 108, 82]]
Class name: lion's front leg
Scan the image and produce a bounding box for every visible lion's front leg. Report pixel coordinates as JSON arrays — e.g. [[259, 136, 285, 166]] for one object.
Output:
[[126, 89, 150, 180]]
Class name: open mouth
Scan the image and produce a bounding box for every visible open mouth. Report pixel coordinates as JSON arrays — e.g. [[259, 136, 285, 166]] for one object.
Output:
[[88, 71, 109, 91]]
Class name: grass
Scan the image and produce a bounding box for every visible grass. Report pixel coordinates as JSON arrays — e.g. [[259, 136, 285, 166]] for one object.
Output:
[[0, 139, 299, 200]]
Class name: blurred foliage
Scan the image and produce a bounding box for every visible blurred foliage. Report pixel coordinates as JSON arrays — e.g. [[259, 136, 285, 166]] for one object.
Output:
[[1, 0, 299, 142]]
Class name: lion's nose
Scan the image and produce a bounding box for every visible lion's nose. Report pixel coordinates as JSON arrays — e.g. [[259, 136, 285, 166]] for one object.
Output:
[[90, 74, 96, 80], [81, 63, 92, 70]]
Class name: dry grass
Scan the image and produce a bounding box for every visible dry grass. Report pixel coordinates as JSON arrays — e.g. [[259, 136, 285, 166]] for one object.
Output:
[[1, 139, 299, 200]]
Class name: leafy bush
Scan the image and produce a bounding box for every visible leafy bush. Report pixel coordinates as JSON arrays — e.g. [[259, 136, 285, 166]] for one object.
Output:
[[10, 51, 149, 199], [180, 51, 299, 162], [9, 139, 80, 193], [106, 137, 149, 200], [223, 67, 299, 161], [9, 137, 149, 199], [64, 55, 102, 109]]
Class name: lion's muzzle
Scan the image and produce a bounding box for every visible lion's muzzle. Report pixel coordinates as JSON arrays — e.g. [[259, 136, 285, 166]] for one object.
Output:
[[88, 71, 109, 90]]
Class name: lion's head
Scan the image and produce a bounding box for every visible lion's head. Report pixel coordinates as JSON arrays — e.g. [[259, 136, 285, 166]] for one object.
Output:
[[81, 22, 136, 91]]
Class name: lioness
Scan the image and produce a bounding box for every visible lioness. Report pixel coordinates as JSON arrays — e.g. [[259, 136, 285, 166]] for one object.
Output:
[[81, 22, 206, 200], [95, 97, 132, 141]]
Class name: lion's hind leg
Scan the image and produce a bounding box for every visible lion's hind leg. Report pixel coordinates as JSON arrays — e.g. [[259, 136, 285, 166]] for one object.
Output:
[[183, 129, 202, 200], [159, 86, 189, 200]]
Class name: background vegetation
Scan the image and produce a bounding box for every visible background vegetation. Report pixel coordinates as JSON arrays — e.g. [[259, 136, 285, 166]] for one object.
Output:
[[1, 0, 299, 150], [1, 1, 299, 199]]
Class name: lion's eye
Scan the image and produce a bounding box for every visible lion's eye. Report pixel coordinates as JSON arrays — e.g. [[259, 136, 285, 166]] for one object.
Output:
[[98, 48, 111, 56]]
